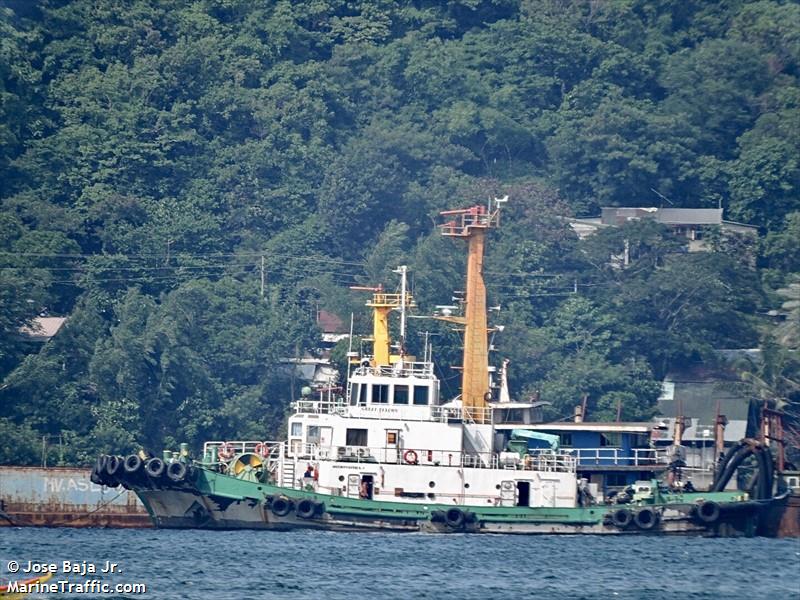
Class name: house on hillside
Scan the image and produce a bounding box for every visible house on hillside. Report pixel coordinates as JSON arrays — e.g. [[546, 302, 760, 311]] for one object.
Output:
[[568, 207, 757, 252], [282, 310, 349, 390], [18, 316, 67, 343]]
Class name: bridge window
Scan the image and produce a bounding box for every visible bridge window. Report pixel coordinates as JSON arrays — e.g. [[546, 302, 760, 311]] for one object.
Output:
[[290, 422, 302, 437], [413, 386, 429, 405], [349, 383, 360, 406], [359, 384, 367, 405], [393, 385, 409, 405], [372, 384, 389, 404], [307, 426, 320, 444], [346, 428, 368, 446], [600, 433, 621, 447], [559, 433, 573, 447]]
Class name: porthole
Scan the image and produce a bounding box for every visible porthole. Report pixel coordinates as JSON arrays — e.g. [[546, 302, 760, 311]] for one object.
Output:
[[464, 483, 470, 489], [429, 481, 436, 488], [338, 475, 345, 482], [495, 484, 501, 490]]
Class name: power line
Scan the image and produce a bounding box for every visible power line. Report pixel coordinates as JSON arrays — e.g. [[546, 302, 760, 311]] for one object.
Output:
[[0, 250, 367, 267]]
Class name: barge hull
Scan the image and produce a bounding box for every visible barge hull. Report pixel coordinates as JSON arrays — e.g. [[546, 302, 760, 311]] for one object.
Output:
[[0, 466, 151, 528]]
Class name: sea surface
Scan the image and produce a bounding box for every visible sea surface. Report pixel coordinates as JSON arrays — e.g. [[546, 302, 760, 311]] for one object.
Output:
[[1, 528, 798, 600]]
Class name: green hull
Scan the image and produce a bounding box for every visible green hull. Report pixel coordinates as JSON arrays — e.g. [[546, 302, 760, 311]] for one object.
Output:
[[131, 466, 766, 536]]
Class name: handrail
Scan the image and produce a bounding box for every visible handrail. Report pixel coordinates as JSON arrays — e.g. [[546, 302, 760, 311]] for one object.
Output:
[[290, 401, 495, 425], [351, 362, 437, 379], [305, 444, 575, 473], [552, 448, 668, 467], [203, 440, 283, 459]]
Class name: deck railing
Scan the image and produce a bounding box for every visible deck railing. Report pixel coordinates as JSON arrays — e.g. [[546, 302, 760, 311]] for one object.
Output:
[[551, 447, 669, 467], [302, 444, 576, 473], [351, 361, 436, 379], [290, 401, 495, 424]]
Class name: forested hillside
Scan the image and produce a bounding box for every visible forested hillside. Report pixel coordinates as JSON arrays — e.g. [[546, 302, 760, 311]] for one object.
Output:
[[1, 0, 798, 465]]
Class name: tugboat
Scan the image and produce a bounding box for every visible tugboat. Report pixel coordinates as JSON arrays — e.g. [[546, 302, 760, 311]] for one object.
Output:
[[93, 199, 780, 535]]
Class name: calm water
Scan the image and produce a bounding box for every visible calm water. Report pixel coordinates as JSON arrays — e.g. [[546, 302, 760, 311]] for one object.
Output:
[[1, 528, 798, 599]]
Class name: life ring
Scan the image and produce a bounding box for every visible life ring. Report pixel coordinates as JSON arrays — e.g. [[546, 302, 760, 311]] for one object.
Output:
[[255, 443, 271, 458], [403, 450, 419, 465], [218, 443, 235, 460], [633, 507, 658, 530]]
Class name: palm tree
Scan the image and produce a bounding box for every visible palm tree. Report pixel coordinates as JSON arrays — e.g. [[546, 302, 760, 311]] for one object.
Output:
[[734, 339, 800, 468]]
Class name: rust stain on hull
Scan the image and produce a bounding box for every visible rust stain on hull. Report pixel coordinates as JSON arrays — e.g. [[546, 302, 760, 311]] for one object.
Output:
[[0, 466, 152, 529]]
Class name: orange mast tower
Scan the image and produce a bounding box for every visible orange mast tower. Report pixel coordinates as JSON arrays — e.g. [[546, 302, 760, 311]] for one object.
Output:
[[439, 197, 506, 423]]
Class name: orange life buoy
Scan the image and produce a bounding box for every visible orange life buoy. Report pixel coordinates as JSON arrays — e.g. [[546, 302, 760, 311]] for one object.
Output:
[[218, 443, 235, 460], [403, 449, 419, 465]]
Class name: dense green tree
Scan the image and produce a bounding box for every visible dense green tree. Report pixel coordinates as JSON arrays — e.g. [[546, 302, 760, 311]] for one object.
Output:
[[0, 0, 797, 463]]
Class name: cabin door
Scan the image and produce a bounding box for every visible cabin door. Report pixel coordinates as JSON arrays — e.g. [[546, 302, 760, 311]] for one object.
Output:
[[347, 474, 361, 498], [540, 480, 557, 507], [516, 481, 531, 507], [385, 429, 400, 463], [319, 426, 333, 451], [500, 480, 516, 507]]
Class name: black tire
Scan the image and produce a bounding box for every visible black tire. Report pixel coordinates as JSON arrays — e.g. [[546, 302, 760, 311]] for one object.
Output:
[[270, 496, 293, 517], [145, 457, 166, 479], [697, 501, 720, 524], [105, 455, 122, 477], [633, 507, 658, 530], [296, 498, 317, 519], [612, 508, 632, 529], [96, 454, 108, 474], [123, 455, 143, 474], [464, 511, 478, 524], [430, 510, 446, 523], [445, 508, 465, 529], [89, 466, 104, 486], [167, 461, 188, 483]]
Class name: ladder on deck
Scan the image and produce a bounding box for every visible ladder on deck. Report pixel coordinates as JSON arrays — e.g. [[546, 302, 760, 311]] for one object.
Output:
[[281, 461, 296, 489]]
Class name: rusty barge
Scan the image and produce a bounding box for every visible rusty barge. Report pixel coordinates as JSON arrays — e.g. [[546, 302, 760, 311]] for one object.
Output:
[[0, 466, 151, 528]]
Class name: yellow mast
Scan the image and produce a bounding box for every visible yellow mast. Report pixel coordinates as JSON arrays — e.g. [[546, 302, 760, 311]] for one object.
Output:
[[439, 201, 503, 423], [351, 285, 415, 367]]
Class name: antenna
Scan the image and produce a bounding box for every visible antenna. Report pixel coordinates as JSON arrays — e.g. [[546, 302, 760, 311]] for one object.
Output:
[[392, 265, 408, 354], [650, 188, 674, 206]]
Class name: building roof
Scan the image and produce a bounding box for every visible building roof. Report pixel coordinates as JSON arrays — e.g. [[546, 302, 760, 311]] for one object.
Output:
[[657, 368, 750, 442], [654, 208, 723, 225], [526, 422, 652, 433], [600, 207, 724, 226], [18, 316, 66, 342]]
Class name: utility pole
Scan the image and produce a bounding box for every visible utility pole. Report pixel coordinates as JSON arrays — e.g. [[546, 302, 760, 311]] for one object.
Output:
[[260, 256, 265, 299]]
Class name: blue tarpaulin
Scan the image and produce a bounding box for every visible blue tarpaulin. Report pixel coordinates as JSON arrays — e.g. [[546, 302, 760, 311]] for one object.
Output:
[[510, 429, 560, 450]]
